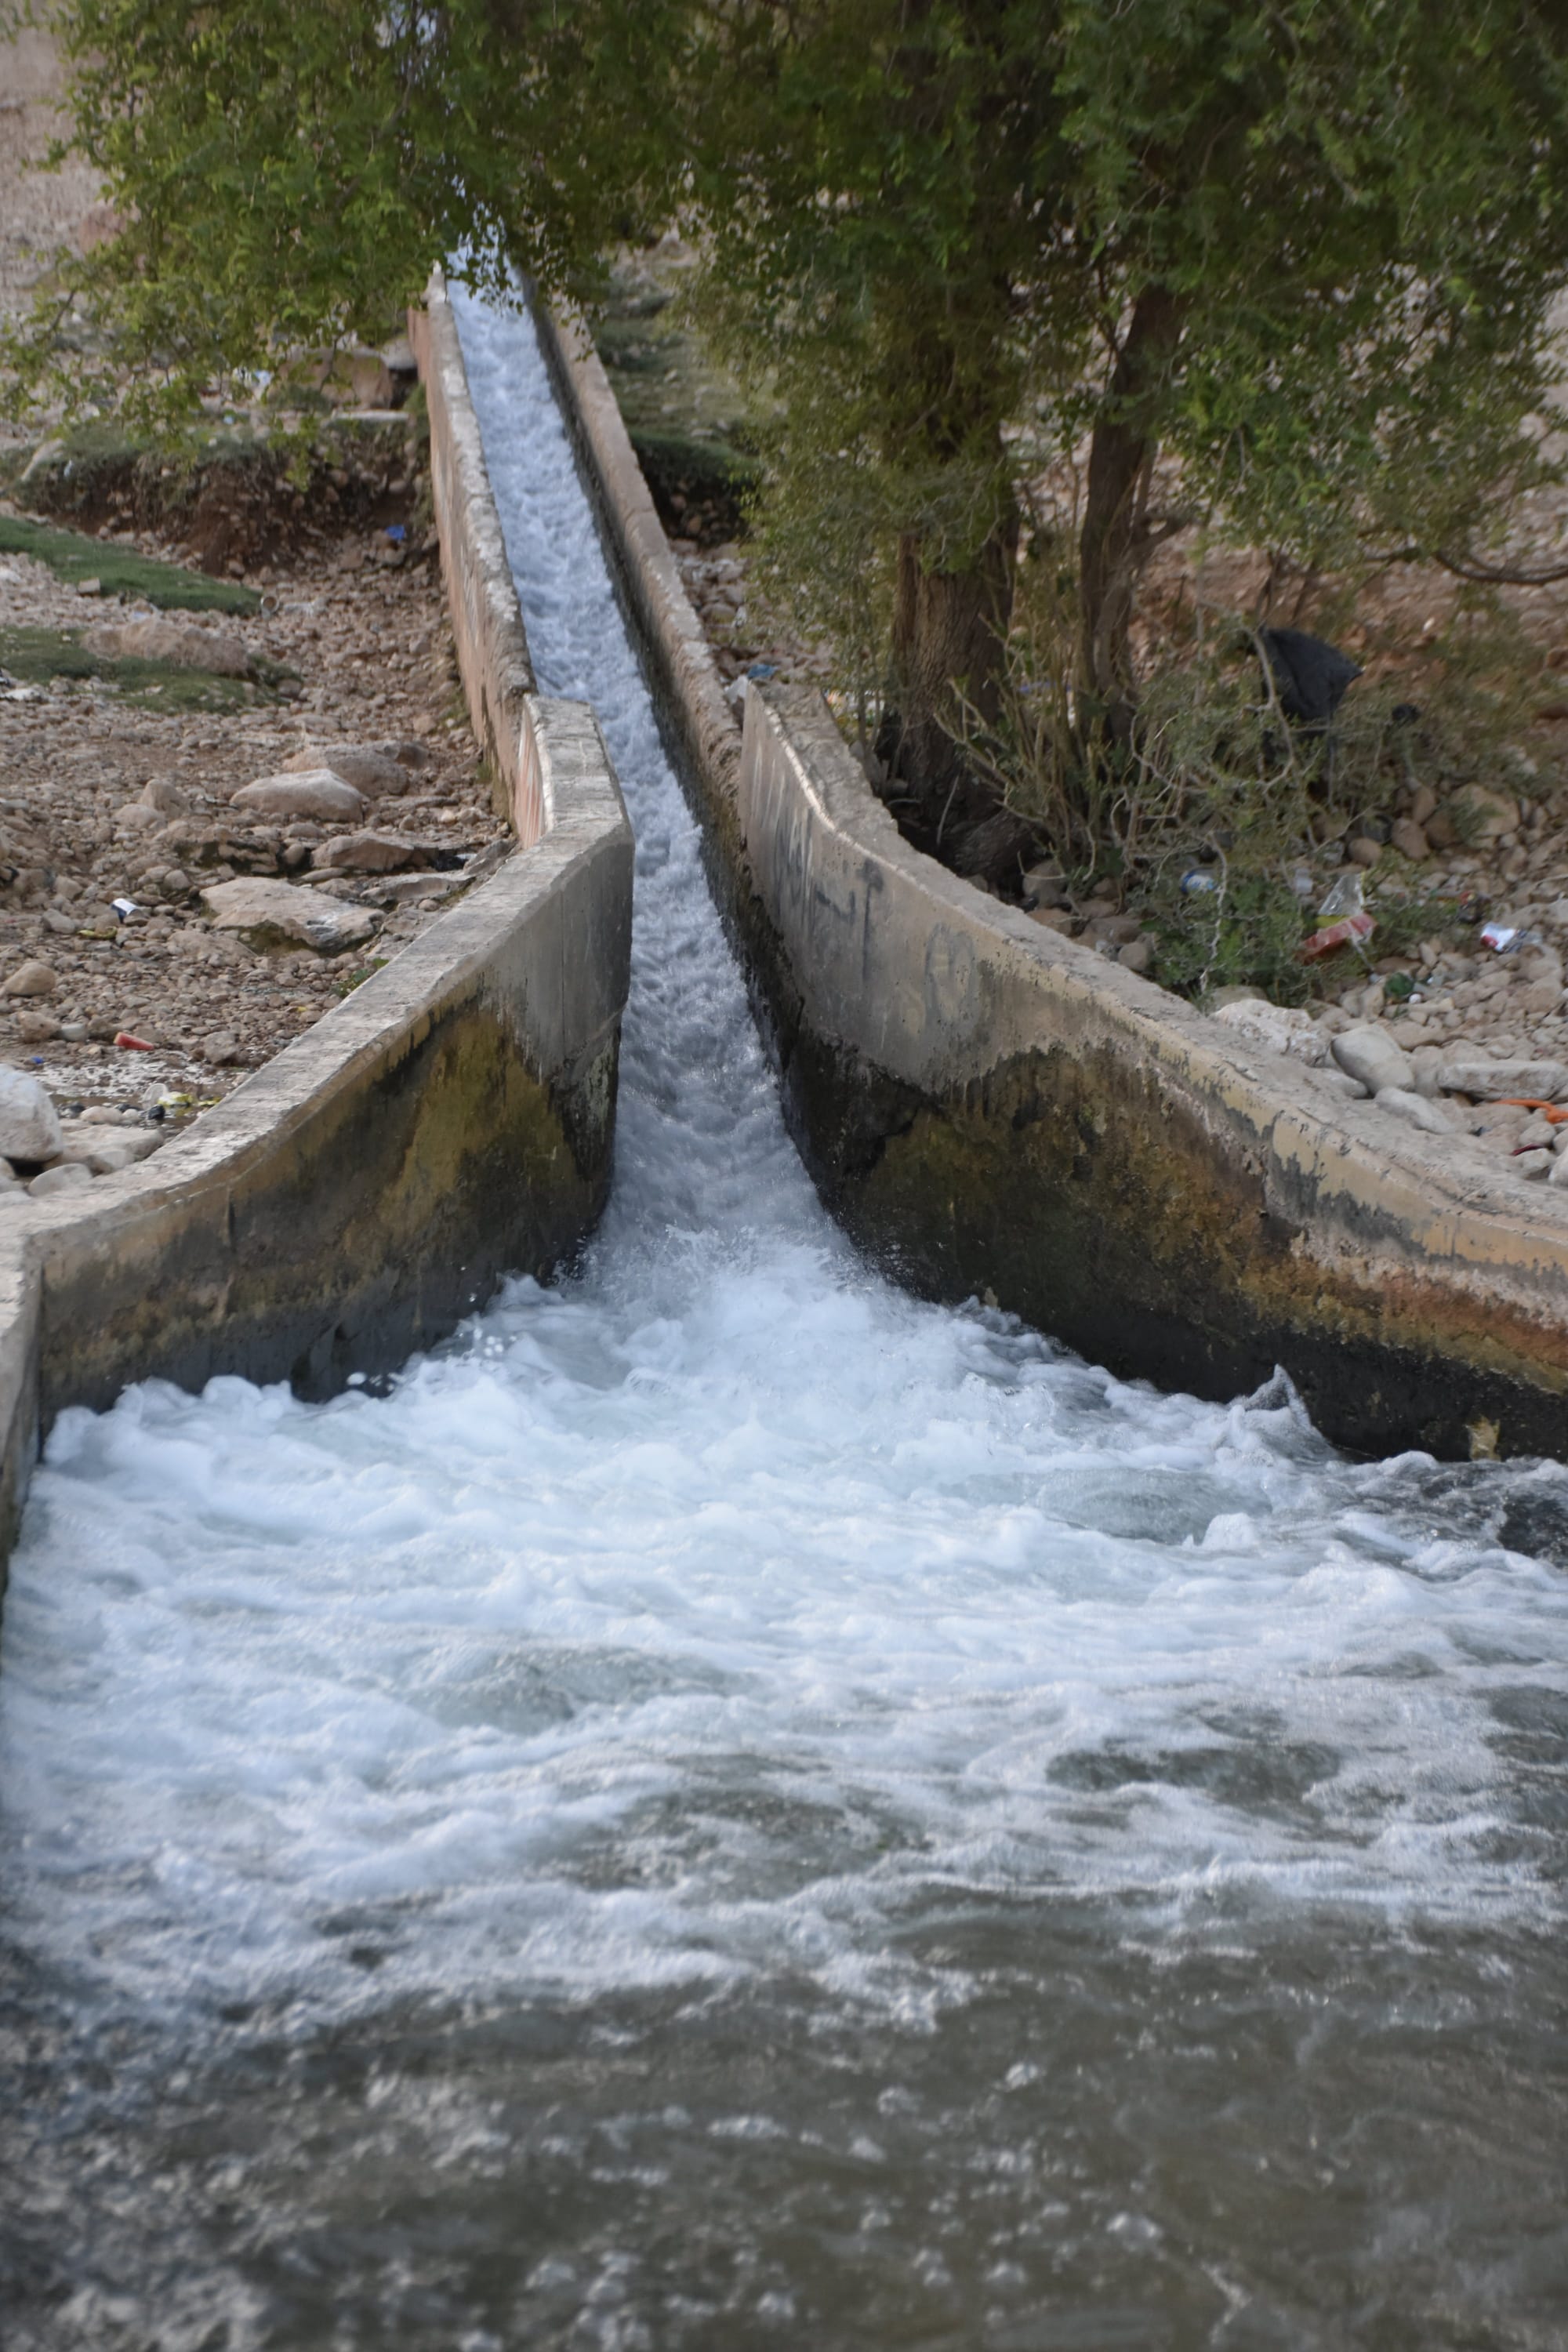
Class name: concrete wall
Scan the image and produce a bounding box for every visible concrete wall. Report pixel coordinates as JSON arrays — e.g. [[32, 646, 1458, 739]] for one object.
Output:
[[0, 285, 635, 1590], [411, 272, 546, 841], [539, 300, 1568, 1463]]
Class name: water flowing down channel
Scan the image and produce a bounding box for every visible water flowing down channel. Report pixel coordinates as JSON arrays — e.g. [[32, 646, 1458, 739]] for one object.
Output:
[[2, 296, 1566, 2350]]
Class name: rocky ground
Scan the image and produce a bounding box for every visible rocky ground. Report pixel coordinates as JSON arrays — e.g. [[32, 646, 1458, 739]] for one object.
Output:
[[0, 20, 511, 1203], [668, 536, 833, 692], [657, 514, 1568, 1192], [0, 513, 505, 1196]]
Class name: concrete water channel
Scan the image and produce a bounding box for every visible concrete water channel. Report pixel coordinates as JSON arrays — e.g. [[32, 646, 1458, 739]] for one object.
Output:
[[0, 292, 1565, 2349]]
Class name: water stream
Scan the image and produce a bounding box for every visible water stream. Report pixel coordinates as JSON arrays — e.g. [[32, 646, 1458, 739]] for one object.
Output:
[[1, 296, 1565, 2350]]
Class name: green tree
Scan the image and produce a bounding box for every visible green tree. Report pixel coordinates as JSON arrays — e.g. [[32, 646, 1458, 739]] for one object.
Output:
[[10, 0, 1568, 830], [2, 0, 682, 413], [685, 0, 1568, 822]]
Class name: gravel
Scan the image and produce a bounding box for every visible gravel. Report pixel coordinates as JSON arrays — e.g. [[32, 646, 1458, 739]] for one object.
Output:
[[0, 517, 508, 1149]]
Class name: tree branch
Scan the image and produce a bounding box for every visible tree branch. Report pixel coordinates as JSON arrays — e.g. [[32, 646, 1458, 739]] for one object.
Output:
[[1369, 541, 1568, 586]]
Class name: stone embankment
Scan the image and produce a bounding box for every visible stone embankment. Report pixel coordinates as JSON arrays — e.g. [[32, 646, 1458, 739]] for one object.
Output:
[[539, 299, 1568, 1463], [0, 274, 635, 1585]]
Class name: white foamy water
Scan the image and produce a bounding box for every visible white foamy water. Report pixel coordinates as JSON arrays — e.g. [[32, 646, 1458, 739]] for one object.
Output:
[[1, 296, 1565, 2349]]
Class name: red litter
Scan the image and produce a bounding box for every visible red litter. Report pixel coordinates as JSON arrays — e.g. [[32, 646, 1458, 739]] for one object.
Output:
[[114, 1031, 154, 1051], [1298, 910, 1375, 963]]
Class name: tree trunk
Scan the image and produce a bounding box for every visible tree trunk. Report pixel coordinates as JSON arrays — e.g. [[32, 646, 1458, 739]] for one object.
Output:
[[885, 506, 1018, 828], [1076, 285, 1185, 732]]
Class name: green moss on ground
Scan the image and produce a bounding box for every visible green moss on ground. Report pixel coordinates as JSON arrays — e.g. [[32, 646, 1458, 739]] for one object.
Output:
[[0, 623, 289, 710], [0, 514, 260, 613]]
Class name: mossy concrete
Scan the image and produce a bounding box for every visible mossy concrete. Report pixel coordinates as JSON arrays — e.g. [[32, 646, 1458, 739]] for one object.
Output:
[[38, 1006, 612, 1423]]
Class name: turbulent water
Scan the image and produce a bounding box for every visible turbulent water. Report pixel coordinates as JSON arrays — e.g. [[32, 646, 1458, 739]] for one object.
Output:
[[2, 299, 1566, 2351]]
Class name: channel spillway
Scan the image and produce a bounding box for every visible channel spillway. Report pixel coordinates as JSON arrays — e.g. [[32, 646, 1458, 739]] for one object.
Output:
[[0, 296, 1565, 2347]]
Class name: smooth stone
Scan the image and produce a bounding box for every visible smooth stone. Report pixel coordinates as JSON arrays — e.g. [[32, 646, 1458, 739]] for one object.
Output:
[[27, 1161, 93, 1200], [200, 1031, 243, 1065], [1021, 862, 1068, 908], [314, 830, 425, 875], [3, 959, 59, 999], [1319, 1069, 1370, 1100], [373, 870, 463, 905], [0, 1069, 64, 1161], [139, 774, 191, 816], [1408, 1045, 1445, 1098], [230, 771, 368, 824], [282, 742, 408, 797], [1332, 1024, 1414, 1094], [1449, 783, 1519, 844], [85, 616, 252, 676], [201, 877, 379, 954], [1116, 937, 1156, 976], [1436, 1055, 1568, 1101], [1213, 997, 1329, 1066], [86, 1131, 162, 1173], [1374, 1086, 1455, 1134], [1384, 1017, 1430, 1051]]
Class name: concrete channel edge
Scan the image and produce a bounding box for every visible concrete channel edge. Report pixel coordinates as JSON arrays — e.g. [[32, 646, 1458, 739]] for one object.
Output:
[[0, 276, 634, 1592], [536, 299, 1568, 1463]]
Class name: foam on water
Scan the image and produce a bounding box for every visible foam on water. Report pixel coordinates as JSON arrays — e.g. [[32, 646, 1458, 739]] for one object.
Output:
[[1, 296, 1566, 2347]]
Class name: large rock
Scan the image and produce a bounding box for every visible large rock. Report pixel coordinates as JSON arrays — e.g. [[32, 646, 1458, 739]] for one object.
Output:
[[28, 1162, 92, 1200], [85, 617, 252, 677], [314, 830, 426, 875], [2, 960, 59, 999], [58, 1129, 163, 1174], [282, 742, 408, 798], [1331, 1024, 1414, 1096], [114, 800, 165, 834], [140, 773, 191, 816], [201, 877, 379, 954], [1374, 1086, 1456, 1135], [1450, 784, 1519, 844], [1212, 997, 1329, 1066], [1436, 1055, 1568, 1102], [0, 1068, 64, 1162], [231, 770, 368, 823]]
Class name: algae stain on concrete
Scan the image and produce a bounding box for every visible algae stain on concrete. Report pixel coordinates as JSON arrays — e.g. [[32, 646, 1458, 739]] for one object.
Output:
[[787, 1023, 1568, 1461], [38, 1002, 613, 1429]]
